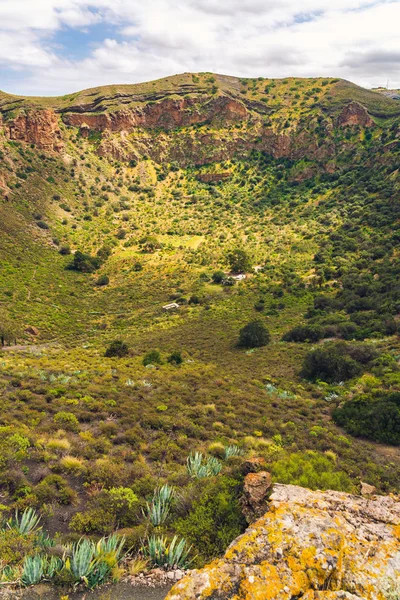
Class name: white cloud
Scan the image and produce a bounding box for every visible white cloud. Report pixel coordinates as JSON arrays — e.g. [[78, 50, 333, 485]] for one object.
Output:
[[1, 0, 399, 94]]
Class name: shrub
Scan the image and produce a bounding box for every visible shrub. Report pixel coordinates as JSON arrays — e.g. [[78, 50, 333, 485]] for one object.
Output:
[[333, 393, 400, 445], [167, 351, 183, 365], [95, 274, 109, 286], [143, 350, 162, 366], [59, 456, 86, 475], [270, 451, 354, 492], [0, 528, 36, 566], [301, 342, 367, 383], [238, 320, 270, 348], [59, 245, 71, 255], [35, 475, 77, 505], [53, 411, 79, 432], [69, 509, 114, 534], [283, 325, 324, 343], [36, 221, 49, 230], [173, 477, 246, 566], [212, 271, 225, 284], [105, 340, 129, 358], [68, 251, 101, 273]]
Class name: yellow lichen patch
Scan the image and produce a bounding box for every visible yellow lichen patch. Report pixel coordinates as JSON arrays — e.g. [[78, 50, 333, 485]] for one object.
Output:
[[393, 524, 400, 540], [165, 560, 235, 600], [300, 546, 317, 568], [292, 569, 310, 595], [225, 526, 266, 562], [238, 563, 285, 600]]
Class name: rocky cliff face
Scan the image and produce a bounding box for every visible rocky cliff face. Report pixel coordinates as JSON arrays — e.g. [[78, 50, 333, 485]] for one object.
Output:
[[0, 76, 384, 172], [6, 109, 63, 151], [166, 484, 400, 600]]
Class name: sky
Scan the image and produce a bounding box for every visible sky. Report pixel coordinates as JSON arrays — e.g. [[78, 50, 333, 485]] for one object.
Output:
[[0, 0, 399, 96]]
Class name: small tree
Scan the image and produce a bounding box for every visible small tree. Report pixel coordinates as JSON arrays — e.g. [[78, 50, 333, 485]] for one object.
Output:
[[105, 340, 129, 358], [226, 249, 251, 274], [0, 309, 20, 346], [140, 236, 161, 253], [69, 251, 101, 273], [212, 271, 225, 284], [238, 320, 270, 348]]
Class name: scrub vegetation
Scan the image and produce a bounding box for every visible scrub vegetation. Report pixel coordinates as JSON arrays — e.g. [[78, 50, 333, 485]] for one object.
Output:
[[0, 72, 399, 587]]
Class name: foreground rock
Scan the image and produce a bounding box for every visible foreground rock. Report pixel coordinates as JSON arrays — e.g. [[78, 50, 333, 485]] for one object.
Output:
[[167, 484, 400, 600], [240, 470, 272, 523]]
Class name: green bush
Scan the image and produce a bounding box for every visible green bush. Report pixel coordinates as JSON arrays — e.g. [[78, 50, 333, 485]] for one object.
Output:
[[333, 392, 400, 445], [270, 451, 354, 492], [105, 340, 129, 358], [238, 320, 270, 348], [53, 412, 79, 432], [69, 508, 115, 534], [35, 475, 77, 505], [173, 477, 246, 566], [143, 350, 162, 366], [167, 351, 183, 365], [226, 248, 251, 273], [68, 251, 101, 273], [301, 342, 371, 382], [96, 274, 109, 286], [212, 270, 225, 284]]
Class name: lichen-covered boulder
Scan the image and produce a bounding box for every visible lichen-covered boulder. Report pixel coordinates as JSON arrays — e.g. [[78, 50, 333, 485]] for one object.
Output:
[[166, 484, 400, 600]]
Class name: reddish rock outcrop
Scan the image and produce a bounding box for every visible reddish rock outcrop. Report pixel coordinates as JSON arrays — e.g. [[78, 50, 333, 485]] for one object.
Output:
[[7, 110, 63, 151], [338, 102, 374, 127], [62, 96, 248, 133], [241, 471, 272, 523]]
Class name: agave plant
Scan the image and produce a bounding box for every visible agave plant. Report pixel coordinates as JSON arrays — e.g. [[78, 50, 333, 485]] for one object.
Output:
[[143, 535, 192, 568], [224, 444, 243, 460], [68, 538, 96, 582], [187, 452, 222, 478], [21, 555, 45, 586], [44, 556, 63, 579], [144, 484, 175, 527], [94, 534, 126, 563], [10, 507, 41, 535], [0, 564, 20, 584]]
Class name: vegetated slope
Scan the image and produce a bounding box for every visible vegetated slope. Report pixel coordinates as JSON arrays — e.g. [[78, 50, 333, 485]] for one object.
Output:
[[0, 73, 399, 568]]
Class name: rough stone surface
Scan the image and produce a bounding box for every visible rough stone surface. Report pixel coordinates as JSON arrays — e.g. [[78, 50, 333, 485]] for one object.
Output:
[[242, 457, 267, 474], [7, 109, 63, 151], [166, 484, 400, 600], [24, 326, 40, 336], [338, 101, 374, 127], [240, 471, 272, 522], [360, 481, 377, 496]]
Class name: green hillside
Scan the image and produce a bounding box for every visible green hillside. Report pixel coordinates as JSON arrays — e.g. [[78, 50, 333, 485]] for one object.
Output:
[[0, 73, 399, 586]]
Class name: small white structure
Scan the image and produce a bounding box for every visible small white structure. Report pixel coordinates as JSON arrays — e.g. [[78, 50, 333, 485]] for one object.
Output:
[[253, 265, 262, 273], [163, 302, 180, 311], [231, 274, 246, 281]]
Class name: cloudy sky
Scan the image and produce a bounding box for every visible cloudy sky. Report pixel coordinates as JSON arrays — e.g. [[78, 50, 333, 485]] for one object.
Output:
[[0, 0, 399, 96]]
